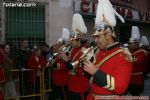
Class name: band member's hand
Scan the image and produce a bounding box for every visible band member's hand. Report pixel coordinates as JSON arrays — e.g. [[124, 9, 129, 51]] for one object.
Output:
[[59, 51, 69, 62], [83, 60, 98, 75]]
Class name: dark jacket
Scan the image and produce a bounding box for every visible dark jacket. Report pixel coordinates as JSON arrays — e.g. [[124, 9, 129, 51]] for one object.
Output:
[[16, 49, 29, 69]]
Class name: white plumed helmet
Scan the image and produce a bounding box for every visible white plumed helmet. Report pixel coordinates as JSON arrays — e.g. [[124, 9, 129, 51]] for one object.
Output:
[[61, 28, 70, 42], [129, 26, 141, 43], [71, 13, 87, 40], [95, 0, 125, 27], [93, 0, 124, 37]]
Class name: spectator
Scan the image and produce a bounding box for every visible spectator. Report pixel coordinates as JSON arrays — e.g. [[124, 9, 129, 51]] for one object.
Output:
[[2, 44, 19, 100], [15, 39, 29, 95], [0, 47, 4, 100], [28, 45, 47, 95]]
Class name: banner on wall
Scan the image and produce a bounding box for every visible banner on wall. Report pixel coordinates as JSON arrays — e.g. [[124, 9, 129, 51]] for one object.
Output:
[[114, 6, 149, 21], [76, 0, 150, 22], [114, 6, 139, 20], [75, 0, 96, 13]]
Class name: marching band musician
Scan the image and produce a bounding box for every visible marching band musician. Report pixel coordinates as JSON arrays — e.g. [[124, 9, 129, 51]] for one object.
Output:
[[139, 35, 150, 75], [82, 0, 133, 99], [60, 13, 89, 100], [50, 28, 70, 100], [128, 26, 147, 96]]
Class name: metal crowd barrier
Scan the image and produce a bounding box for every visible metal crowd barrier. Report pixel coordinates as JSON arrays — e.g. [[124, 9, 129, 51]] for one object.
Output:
[[3, 66, 52, 100]]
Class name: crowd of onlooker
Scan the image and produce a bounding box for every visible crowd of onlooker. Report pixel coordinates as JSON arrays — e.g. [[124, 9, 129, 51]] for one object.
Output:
[[0, 39, 56, 100]]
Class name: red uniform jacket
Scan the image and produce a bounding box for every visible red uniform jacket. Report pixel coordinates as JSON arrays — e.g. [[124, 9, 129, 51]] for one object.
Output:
[[87, 43, 132, 100], [68, 45, 89, 93], [28, 55, 47, 84], [130, 48, 146, 85], [52, 57, 70, 86]]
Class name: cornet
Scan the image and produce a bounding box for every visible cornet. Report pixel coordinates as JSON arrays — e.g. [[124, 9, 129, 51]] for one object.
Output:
[[53, 42, 71, 57], [71, 45, 99, 68], [46, 42, 71, 65]]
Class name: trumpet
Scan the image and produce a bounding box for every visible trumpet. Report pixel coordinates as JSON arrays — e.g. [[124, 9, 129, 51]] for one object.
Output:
[[71, 45, 99, 68], [53, 43, 71, 57], [46, 42, 71, 65]]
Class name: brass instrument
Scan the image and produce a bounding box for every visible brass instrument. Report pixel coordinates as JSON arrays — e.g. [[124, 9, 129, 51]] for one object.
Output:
[[53, 43, 71, 57], [71, 45, 99, 68], [46, 42, 71, 65]]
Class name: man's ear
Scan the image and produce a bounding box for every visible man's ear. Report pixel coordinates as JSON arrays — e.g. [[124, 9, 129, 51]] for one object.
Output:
[[135, 42, 139, 47], [105, 33, 111, 40]]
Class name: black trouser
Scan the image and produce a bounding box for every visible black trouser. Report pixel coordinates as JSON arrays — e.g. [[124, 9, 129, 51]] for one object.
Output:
[[49, 85, 68, 100], [128, 84, 144, 96], [68, 91, 88, 100], [68, 91, 81, 100]]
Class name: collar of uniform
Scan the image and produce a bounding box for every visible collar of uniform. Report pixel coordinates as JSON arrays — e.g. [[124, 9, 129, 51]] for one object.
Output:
[[131, 47, 140, 53], [106, 42, 120, 51]]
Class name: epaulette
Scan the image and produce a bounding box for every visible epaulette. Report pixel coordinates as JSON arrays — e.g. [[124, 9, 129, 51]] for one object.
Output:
[[142, 49, 149, 56], [133, 48, 147, 55], [121, 47, 133, 62]]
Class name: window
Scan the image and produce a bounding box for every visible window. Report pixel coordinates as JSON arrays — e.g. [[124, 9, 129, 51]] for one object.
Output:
[[5, 5, 45, 55]]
